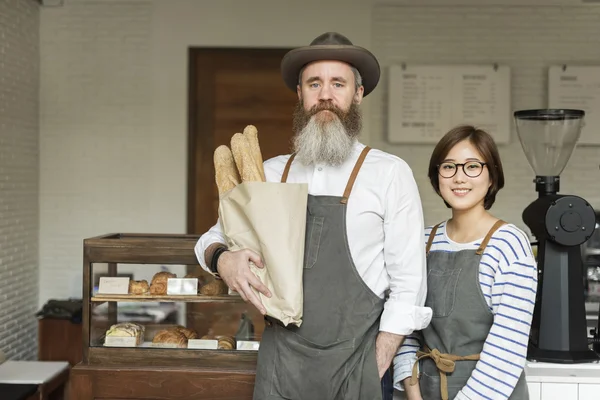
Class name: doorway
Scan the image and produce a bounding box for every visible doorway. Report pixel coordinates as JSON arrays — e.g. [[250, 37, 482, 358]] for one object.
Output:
[[186, 47, 298, 338]]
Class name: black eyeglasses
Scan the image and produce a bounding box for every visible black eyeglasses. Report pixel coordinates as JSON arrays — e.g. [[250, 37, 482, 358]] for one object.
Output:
[[437, 161, 487, 178]]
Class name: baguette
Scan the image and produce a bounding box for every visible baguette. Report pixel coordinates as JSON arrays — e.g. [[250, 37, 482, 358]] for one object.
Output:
[[231, 132, 262, 182], [213, 145, 241, 195], [230, 133, 246, 179], [243, 125, 266, 182]]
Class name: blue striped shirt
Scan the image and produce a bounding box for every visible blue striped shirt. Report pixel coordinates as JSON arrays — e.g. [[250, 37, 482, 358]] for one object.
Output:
[[393, 221, 537, 400]]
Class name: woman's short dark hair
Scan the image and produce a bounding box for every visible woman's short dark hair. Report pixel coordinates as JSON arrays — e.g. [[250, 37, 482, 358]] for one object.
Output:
[[428, 125, 505, 210]]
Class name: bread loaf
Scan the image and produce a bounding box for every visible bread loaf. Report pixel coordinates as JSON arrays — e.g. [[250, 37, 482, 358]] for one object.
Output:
[[214, 145, 241, 195], [230, 133, 246, 180], [128, 279, 150, 295], [231, 132, 262, 182], [171, 325, 198, 340], [243, 125, 266, 182], [215, 126, 265, 187], [149, 271, 177, 295], [152, 329, 188, 348], [184, 272, 210, 293], [200, 278, 229, 296], [217, 335, 236, 350], [105, 322, 145, 345]]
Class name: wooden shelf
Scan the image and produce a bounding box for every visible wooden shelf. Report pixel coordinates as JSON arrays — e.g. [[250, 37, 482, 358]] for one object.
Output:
[[91, 294, 243, 303]]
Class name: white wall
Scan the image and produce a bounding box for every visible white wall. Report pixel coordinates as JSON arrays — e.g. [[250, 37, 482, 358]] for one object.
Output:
[[40, 0, 156, 304], [39, 0, 600, 304], [369, 3, 600, 228], [0, 0, 40, 360]]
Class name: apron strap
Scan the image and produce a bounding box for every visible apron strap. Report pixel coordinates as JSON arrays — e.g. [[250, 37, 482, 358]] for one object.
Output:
[[280, 153, 296, 183], [409, 346, 480, 400], [426, 223, 442, 255], [280, 146, 371, 202], [475, 219, 507, 255], [340, 146, 371, 204]]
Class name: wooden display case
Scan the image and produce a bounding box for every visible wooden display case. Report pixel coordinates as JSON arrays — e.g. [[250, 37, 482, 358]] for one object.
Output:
[[70, 233, 263, 400]]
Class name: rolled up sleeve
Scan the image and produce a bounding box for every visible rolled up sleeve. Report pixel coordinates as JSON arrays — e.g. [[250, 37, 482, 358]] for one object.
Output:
[[194, 220, 227, 273], [379, 161, 432, 335]]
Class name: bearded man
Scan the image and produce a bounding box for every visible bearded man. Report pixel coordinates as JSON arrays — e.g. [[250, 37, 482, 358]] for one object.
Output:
[[194, 32, 432, 400]]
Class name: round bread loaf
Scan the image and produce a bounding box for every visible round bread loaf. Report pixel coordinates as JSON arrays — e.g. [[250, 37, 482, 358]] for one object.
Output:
[[149, 271, 177, 295], [200, 278, 228, 296]]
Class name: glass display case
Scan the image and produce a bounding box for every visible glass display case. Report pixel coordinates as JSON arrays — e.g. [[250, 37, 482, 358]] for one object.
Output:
[[70, 233, 262, 400]]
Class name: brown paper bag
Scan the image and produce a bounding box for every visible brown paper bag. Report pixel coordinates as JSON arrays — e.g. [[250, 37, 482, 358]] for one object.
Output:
[[218, 181, 308, 327]]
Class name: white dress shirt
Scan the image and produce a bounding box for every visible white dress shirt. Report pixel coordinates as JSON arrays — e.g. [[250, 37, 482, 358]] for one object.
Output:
[[194, 141, 432, 336]]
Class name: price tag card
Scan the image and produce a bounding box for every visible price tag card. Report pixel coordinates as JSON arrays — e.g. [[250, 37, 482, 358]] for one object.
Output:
[[167, 278, 198, 295], [98, 277, 130, 294], [187, 339, 219, 350], [104, 336, 138, 347], [236, 340, 260, 351]]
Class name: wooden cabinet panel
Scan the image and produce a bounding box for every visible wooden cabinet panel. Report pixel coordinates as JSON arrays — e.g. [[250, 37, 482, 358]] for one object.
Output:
[[38, 319, 83, 367], [72, 364, 254, 400]]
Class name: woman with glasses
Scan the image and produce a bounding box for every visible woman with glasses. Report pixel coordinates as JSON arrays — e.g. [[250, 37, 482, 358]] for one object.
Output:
[[393, 125, 537, 400]]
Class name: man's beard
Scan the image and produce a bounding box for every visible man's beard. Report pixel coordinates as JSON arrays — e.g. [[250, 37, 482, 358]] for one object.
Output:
[[291, 100, 362, 166]]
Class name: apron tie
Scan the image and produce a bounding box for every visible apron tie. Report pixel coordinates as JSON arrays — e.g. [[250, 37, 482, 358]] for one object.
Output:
[[409, 346, 480, 400]]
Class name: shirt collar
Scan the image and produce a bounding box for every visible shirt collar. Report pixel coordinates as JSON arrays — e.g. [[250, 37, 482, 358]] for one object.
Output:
[[312, 140, 364, 171]]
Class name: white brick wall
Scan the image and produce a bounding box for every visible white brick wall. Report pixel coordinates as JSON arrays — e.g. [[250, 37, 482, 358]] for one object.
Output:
[[370, 4, 600, 232], [40, 0, 155, 303], [0, 0, 40, 360]]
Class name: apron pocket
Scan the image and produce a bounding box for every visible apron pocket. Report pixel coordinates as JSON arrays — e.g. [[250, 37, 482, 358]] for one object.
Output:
[[270, 323, 356, 399], [304, 215, 324, 269], [426, 268, 462, 318], [420, 370, 469, 400]]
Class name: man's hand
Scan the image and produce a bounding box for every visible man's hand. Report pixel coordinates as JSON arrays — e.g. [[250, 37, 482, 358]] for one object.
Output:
[[375, 331, 405, 378], [217, 248, 272, 314], [402, 377, 423, 400]]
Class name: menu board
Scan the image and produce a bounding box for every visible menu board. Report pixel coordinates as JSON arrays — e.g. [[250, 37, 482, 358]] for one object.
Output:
[[387, 64, 511, 144], [548, 65, 600, 145]]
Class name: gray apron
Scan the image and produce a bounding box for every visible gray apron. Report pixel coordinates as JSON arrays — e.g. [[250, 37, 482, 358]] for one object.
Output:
[[410, 220, 529, 400], [253, 146, 385, 400]]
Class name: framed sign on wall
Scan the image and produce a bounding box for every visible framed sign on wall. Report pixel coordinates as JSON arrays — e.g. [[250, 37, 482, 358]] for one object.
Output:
[[387, 64, 511, 145]]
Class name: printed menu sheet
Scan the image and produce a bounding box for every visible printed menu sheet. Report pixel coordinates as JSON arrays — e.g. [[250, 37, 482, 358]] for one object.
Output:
[[548, 65, 600, 145], [387, 65, 511, 144]]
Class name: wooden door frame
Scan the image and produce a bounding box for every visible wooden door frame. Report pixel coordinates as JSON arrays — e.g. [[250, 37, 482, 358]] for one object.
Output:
[[186, 47, 294, 235]]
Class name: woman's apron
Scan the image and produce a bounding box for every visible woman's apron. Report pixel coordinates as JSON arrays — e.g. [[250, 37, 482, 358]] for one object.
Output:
[[409, 220, 529, 400]]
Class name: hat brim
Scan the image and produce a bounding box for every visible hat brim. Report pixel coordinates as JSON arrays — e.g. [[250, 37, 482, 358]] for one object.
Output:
[[281, 45, 380, 97]]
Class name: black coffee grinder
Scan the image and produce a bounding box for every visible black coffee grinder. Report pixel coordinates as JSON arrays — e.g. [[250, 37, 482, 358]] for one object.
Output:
[[514, 109, 599, 363]]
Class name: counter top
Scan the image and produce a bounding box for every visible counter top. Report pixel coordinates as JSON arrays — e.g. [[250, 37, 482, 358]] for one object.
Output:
[[0, 361, 69, 384], [525, 361, 600, 384]]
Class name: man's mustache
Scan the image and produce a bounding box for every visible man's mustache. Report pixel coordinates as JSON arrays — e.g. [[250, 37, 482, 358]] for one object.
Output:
[[307, 101, 345, 119]]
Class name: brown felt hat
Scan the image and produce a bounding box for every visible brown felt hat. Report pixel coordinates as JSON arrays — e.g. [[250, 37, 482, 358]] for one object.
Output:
[[281, 32, 380, 97]]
